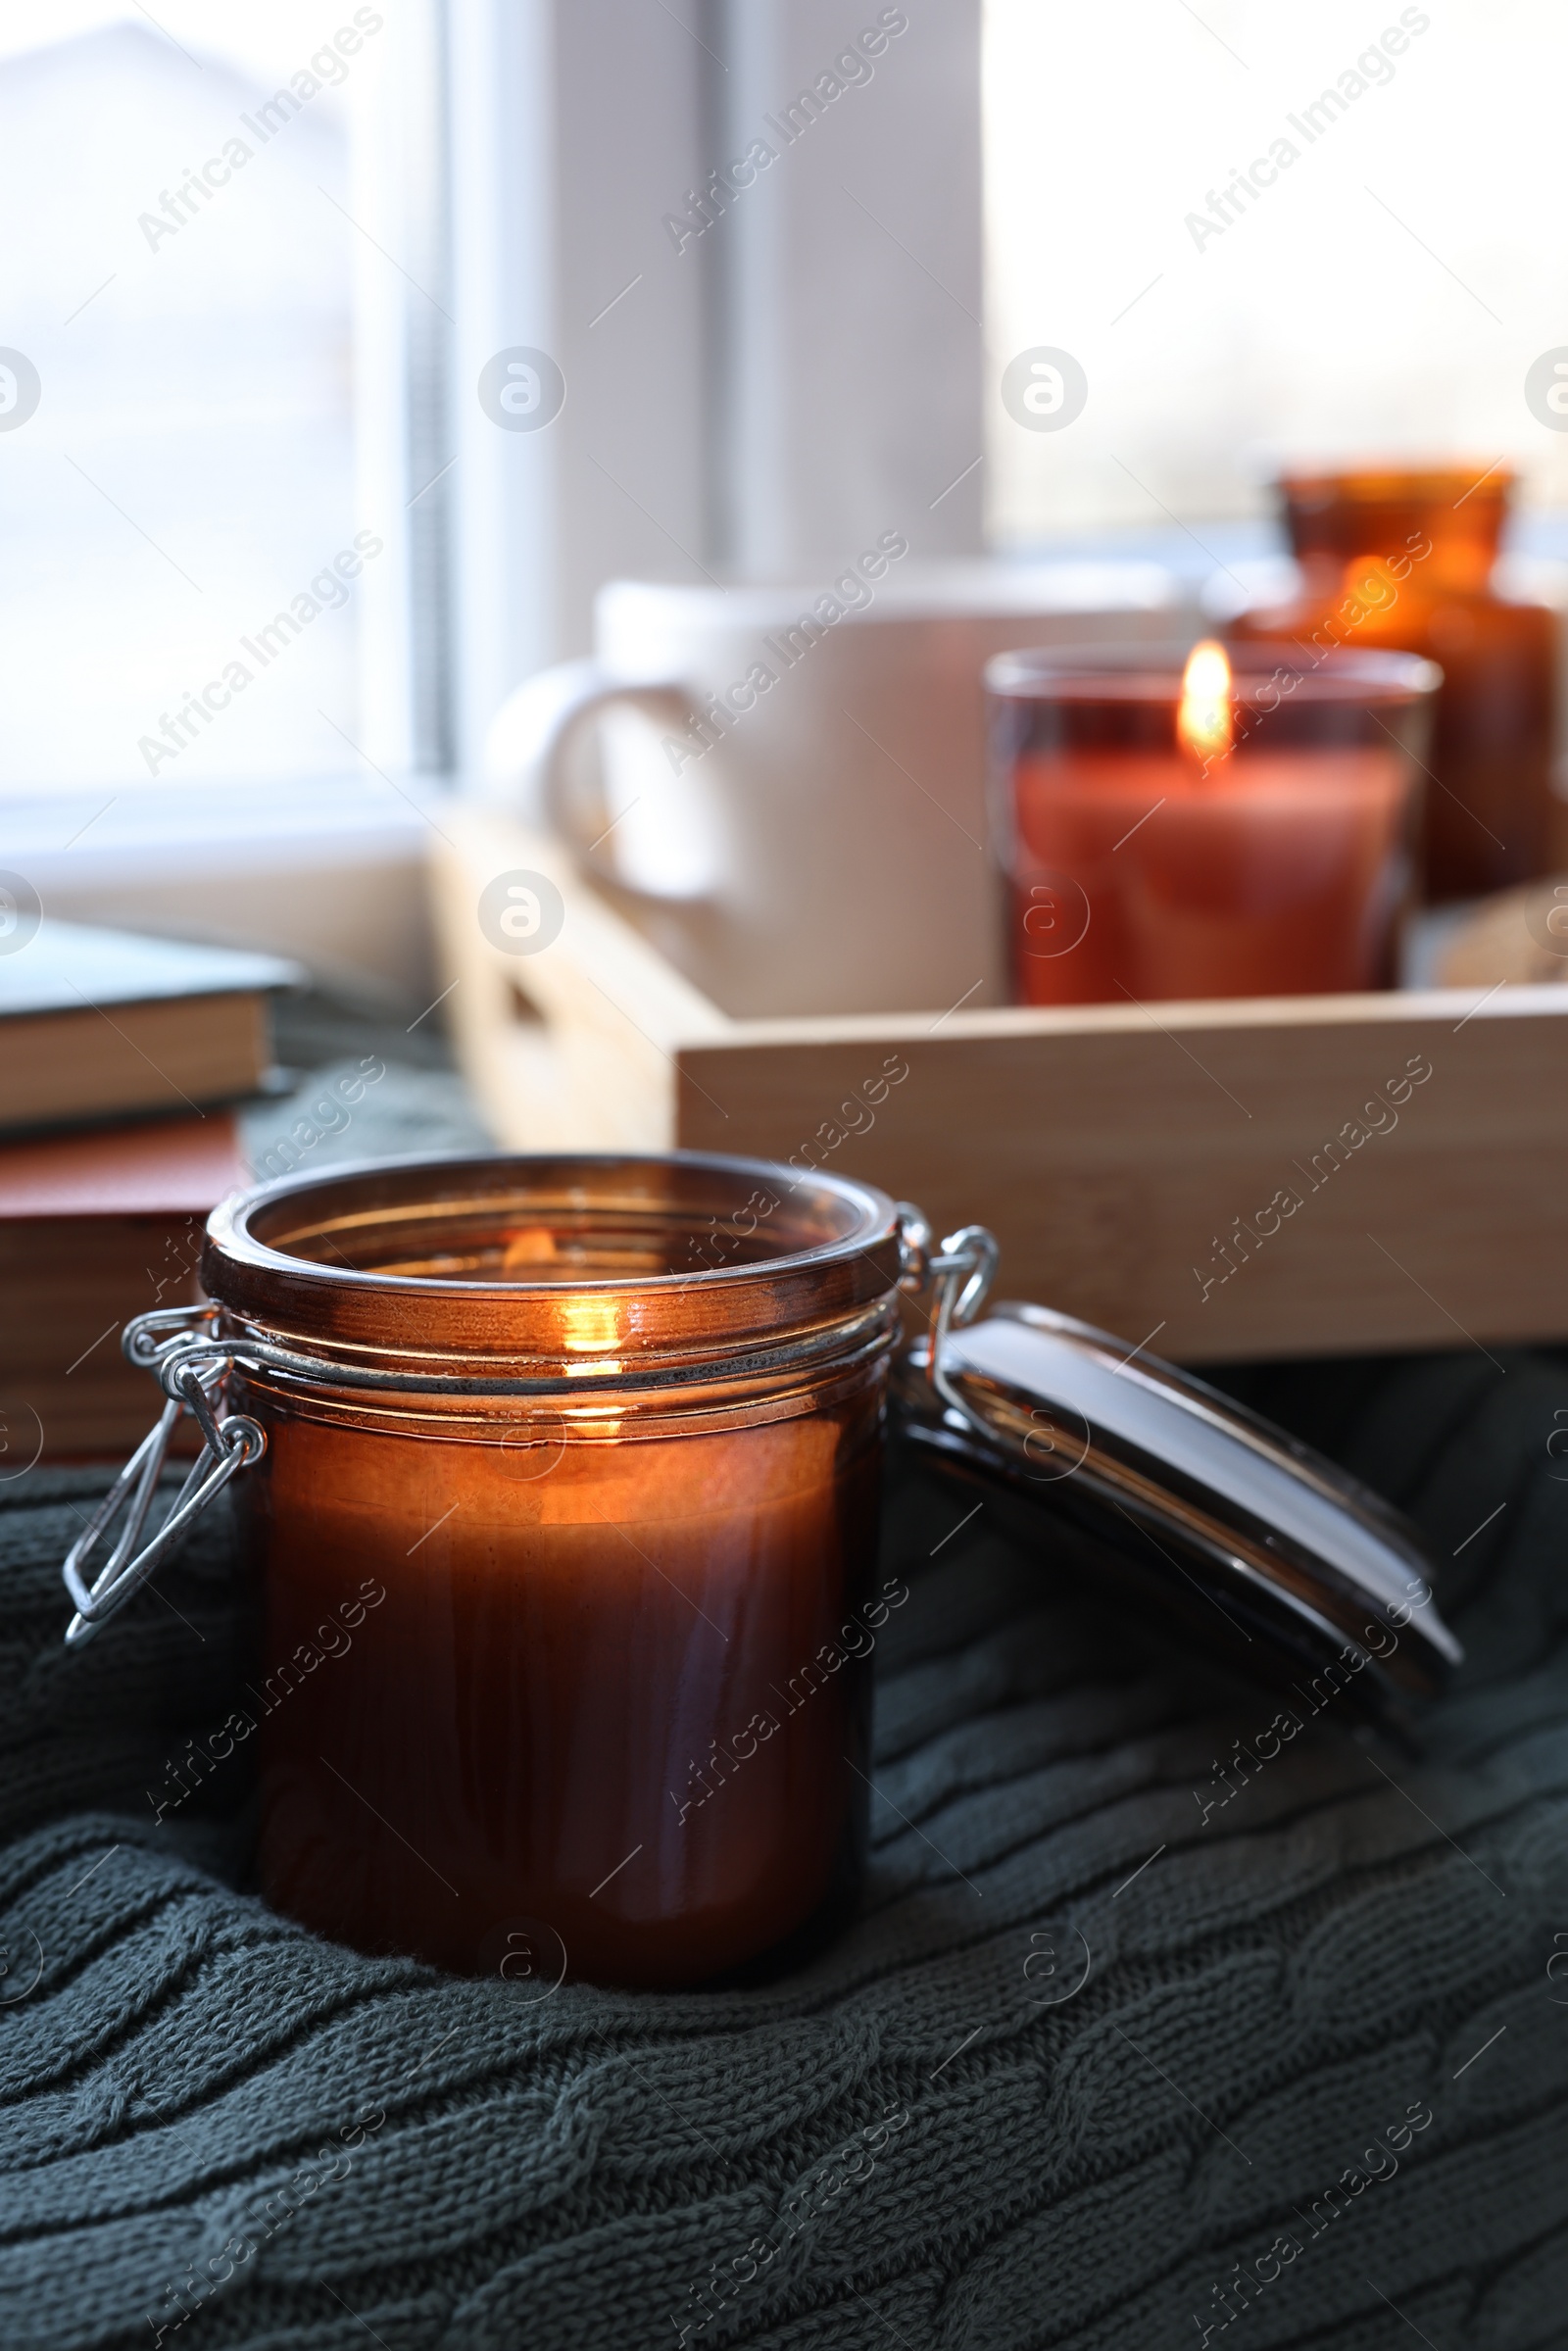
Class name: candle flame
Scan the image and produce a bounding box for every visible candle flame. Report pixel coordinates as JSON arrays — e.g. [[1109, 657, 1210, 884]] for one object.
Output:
[[1177, 638, 1233, 764]]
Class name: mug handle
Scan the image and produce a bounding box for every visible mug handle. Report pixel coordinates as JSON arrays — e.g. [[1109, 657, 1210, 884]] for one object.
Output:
[[481, 659, 706, 887]]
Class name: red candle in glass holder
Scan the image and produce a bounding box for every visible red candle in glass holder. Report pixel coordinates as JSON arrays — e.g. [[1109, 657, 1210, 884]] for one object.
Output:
[[988, 641, 1440, 1004]]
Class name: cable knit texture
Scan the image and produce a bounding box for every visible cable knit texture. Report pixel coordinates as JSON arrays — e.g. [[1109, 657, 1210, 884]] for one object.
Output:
[[3, 1349, 1568, 2351]]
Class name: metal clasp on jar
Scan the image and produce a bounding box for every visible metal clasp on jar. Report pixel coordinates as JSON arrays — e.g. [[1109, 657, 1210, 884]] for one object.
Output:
[[895, 1204, 1000, 1422], [60, 1305, 266, 1648]]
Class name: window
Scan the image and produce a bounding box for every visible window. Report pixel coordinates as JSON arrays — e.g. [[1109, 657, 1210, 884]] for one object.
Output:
[[985, 0, 1568, 549], [0, 0, 439, 798]]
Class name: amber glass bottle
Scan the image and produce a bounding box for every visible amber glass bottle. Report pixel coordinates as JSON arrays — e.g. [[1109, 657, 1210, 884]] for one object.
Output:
[[1229, 467, 1557, 901]]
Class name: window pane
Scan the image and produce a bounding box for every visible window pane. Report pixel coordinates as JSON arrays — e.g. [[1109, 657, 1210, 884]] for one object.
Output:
[[0, 3, 395, 792], [985, 0, 1568, 543]]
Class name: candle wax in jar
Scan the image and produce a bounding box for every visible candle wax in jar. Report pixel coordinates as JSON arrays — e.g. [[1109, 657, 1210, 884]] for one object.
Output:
[[251, 1398, 880, 1987], [1011, 747, 1409, 1004]]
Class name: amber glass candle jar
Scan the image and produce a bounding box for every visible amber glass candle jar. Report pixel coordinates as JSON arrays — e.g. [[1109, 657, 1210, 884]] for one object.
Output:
[[196, 1153, 906, 1989], [1228, 465, 1558, 901]]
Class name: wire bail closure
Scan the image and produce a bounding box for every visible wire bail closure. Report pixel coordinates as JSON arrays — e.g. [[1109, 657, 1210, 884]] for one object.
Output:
[[60, 1306, 266, 1648], [895, 1204, 1001, 1422]]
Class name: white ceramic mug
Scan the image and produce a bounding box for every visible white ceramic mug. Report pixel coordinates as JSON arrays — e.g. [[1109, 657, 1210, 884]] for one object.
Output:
[[482, 557, 1195, 1017]]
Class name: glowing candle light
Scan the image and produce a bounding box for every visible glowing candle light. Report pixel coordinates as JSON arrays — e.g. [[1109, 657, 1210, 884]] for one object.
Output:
[[1176, 638, 1234, 767]]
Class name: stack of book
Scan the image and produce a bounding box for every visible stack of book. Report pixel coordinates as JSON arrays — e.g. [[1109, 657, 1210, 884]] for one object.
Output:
[[0, 921, 296, 1460]]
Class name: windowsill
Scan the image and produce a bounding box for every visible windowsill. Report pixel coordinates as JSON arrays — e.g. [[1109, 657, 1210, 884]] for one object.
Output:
[[1002, 507, 1568, 585], [4, 776, 450, 1006], [1, 775, 443, 883]]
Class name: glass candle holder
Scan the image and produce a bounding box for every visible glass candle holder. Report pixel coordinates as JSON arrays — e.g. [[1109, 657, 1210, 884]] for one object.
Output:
[[1229, 465, 1558, 903], [195, 1152, 908, 1988], [988, 641, 1439, 1006]]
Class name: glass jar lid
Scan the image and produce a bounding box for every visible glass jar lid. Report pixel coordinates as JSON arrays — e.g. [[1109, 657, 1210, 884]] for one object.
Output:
[[895, 1298, 1459, 1709]]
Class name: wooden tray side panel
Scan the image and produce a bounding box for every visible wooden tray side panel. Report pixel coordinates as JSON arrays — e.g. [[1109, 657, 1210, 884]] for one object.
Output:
[[428, 813, 716, 1152], [674, 1001, 1568, 1360]]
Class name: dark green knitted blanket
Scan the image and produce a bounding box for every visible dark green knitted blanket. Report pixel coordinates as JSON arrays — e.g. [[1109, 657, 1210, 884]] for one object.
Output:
[[4, 1347, 1568, 2351]]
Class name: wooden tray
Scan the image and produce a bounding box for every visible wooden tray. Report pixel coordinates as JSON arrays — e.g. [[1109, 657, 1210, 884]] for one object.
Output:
[[431, 808, 1568, 1363]]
